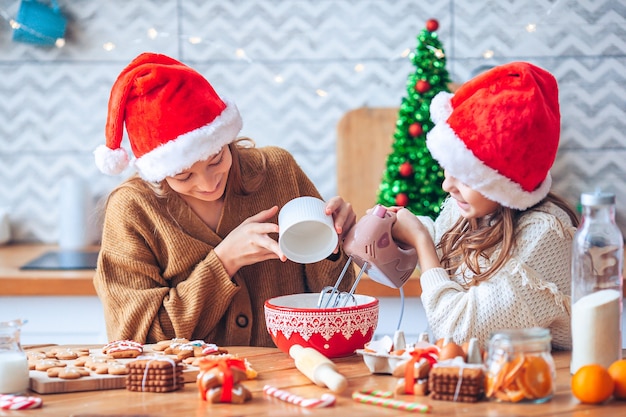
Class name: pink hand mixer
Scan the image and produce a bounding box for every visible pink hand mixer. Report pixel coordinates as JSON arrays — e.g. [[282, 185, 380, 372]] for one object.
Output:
[[317, 205, 418, 308]]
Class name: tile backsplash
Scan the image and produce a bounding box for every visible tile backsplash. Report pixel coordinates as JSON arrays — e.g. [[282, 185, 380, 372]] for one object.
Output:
[[0, 0, 624, 243]]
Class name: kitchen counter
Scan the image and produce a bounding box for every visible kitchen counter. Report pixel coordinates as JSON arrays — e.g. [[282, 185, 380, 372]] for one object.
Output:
[[0, 245, 99, 296], [0, 244, 422, 297]]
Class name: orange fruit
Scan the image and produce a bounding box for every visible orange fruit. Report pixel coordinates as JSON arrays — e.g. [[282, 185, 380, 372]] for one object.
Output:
[[519, 355, 553, 399], [608, 359, 626, 400], [571, 364, 615, 404]]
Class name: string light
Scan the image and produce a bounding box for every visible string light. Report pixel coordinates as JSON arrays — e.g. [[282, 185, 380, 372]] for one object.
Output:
[[147, 28, 158, 40]]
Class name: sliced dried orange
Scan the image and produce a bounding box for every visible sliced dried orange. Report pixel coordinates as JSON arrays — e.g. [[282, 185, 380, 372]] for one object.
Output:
[[515, 365, 535, 400], [504, 388, 526, 403], [489, 359, 509, 396], [518, 355, 553, 399], [502, 354, 525, 388], [494, 390, 511, 402], [485, 373, 498, 397]]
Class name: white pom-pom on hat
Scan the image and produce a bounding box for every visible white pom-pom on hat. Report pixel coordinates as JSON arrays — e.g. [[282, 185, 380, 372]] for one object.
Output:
[[94, 144, 130, 176]]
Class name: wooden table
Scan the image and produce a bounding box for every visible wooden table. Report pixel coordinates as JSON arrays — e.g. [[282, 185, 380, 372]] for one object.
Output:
[[5, 346, 626, 416]]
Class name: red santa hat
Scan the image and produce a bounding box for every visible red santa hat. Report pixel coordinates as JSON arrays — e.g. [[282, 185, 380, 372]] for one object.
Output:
[[94, 52, 242, 182], [427, 61, 560, 210]]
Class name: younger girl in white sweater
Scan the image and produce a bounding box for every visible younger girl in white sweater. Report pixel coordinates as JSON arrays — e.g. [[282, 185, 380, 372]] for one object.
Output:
[[390, 62, 579, 350]]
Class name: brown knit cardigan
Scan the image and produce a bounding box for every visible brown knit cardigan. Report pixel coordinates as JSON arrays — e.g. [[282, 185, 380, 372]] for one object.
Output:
[[93, 146, 355, 346]]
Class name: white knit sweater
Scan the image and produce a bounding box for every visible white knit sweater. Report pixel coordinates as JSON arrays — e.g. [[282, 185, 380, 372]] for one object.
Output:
[[418, 197, 576, 350]]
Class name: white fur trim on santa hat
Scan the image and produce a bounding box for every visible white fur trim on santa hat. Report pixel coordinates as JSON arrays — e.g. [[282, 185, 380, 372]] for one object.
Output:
[[134, 99, 242, 182], [429, 91, 454, 124], [94, 145, 130, 176], [426, 119, 552, 211]]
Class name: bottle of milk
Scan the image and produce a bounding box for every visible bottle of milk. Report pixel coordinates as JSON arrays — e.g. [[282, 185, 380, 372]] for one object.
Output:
[[0, 319, 30, 394], [571, 191, 623, 374]]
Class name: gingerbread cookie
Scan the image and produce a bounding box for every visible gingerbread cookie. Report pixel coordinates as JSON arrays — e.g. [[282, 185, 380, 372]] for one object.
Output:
[[164, 340, 228, 360], [153, 338, 189, 352], [102, 340, 143, 359], [195, 354, 257, 379], [35, 359, 66, 371], [428, 360, 485, 403], [46, 366, 90, 379], [197, 357, 252, 403], [125, 356, 184, 393]]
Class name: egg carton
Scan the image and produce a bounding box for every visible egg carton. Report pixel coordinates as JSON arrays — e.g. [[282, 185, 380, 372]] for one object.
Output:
[[356, 348, 411, 374]]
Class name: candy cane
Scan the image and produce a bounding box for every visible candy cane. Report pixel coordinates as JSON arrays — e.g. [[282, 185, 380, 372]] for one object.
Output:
[[0, 394, 43, 410], [352, 389, 431, 413], [263, 385, 336, 408]]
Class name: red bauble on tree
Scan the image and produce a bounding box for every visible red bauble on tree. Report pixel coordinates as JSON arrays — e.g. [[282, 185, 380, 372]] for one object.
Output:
[[399, 162, 414, 178], [426, 19, 439, 32], [409, 122, 423, 137], [415, 79, 431, 93], [395, 193, 409, 207]]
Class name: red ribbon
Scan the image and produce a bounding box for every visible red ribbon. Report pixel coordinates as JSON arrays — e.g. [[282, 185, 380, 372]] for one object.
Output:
[[198, 358, 247, 402], [403, 347, 439, 395]]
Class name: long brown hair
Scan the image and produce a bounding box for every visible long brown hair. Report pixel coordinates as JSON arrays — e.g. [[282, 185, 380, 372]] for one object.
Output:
[[438, 192, 579, 287]]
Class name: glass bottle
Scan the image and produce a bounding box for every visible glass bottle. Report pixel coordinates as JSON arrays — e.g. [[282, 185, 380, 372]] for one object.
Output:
[[0, 319, 30, 394], [570, 191, 623, 374], [485, 328, 555, 403]]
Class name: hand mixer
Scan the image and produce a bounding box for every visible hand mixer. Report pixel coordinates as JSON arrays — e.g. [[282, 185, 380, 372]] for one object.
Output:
[[317, 205, 418, 308]]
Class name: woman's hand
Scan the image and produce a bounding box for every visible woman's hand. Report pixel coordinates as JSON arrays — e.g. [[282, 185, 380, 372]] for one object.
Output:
[[324, 196, 356, 254], [214, 206, 284, 276]]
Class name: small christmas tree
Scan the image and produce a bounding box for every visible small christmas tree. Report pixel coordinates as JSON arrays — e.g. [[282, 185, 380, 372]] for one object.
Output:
[[376, 18, 451, 218]]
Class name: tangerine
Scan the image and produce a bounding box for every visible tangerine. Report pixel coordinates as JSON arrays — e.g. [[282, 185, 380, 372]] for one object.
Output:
[[571, 364, 615, 404], [608, 359, 626, 400]]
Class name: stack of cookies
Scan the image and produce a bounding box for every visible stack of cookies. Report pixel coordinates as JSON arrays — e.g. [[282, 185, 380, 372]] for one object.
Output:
[[126, 357, 184, 393], [428, 361, 485, 403]]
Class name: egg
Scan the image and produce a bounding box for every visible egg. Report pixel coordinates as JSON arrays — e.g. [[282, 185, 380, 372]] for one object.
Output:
[[438, 341, 466, 361]]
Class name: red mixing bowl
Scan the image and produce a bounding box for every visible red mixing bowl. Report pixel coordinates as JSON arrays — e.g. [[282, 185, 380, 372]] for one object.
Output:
[[264, 293, 379, 358]]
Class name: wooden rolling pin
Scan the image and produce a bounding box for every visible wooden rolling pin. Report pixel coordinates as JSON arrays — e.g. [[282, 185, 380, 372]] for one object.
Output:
[[289, 345, 348, 393]]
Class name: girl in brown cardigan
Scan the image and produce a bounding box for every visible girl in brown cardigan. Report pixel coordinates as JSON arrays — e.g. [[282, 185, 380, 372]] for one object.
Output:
[[93, 53, 355, 346]]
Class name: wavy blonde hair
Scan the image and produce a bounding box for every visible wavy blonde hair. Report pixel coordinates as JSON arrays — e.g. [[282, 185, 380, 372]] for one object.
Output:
[[438, 192, 579, 287]]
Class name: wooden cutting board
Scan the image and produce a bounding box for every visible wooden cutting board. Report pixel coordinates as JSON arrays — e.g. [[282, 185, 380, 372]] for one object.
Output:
[[27, 344, 199, 394]]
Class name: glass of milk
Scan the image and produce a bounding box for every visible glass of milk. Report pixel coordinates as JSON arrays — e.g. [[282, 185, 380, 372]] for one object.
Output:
[[0, 319, 30, 394]]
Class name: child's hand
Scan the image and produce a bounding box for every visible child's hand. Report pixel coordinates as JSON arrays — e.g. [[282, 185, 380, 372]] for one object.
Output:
[[392, 208, 425, 248], [392, 208, 441, 271]]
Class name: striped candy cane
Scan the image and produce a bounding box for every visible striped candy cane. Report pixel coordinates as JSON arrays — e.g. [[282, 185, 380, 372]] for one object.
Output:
[[0, 394, 43, 410], [263, 385, 336, 408], [352, 389, 432, 413]]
